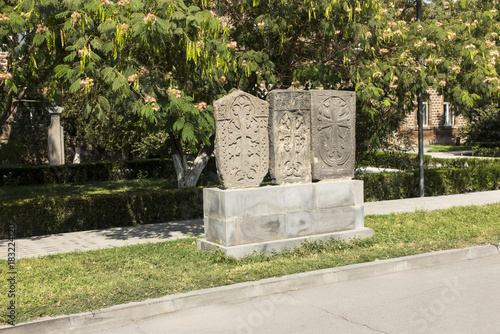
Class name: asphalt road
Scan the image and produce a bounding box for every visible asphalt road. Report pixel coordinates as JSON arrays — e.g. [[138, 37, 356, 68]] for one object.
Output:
[[81, 253, 500, 334]]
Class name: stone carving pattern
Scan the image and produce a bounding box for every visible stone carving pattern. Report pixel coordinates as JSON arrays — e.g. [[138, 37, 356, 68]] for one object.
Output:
[[215, 92, 268, 188], [317, 96, 352, 169], [278, 111, 309, 179], [275, 91, 310, 181]]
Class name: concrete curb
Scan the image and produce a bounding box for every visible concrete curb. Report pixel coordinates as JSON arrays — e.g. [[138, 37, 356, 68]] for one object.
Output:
[[1, 244, 499, 333]]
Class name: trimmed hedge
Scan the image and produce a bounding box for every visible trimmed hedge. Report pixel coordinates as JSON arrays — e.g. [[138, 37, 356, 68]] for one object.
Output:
[[355, 151, 430, 170], [0, 159, 174, 186], [475, 142, 500, 148], [0, 187, 204, 238], [358, 164, 500, 202], [0, 158, 219, 187], [2, 164, 499, 238], [2, 152, 497, 187], [356, 151, 500, 170], [473, 147, 500, 157]]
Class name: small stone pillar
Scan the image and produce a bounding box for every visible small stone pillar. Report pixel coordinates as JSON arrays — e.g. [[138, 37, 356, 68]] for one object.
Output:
[[48, 106, 65, 165]]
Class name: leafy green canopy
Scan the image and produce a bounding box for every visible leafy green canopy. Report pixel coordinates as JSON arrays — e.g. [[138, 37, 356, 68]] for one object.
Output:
[[2, 0, 500, 163], [217, 0, 500, 149], [1, 0, 274, 162]]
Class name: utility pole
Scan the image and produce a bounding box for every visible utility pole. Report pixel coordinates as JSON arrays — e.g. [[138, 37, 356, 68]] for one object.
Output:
[[417, 0, 424, 197]]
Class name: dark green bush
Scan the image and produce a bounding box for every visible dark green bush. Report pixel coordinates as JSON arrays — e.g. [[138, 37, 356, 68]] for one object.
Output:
[[473, 147, 500, 157], [475, 142, 500, 148], [355, 151, 426, 170], [0, 158, 220, 187], [2, 163, 499, 238], [357, 164, 500, 201], [0, 187, 204, 238], [356, 151, 500, 170]]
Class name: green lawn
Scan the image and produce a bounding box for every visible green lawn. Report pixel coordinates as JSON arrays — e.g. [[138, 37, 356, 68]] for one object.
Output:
[[426, 144, 473, 153], [1, 203, 499, 325]]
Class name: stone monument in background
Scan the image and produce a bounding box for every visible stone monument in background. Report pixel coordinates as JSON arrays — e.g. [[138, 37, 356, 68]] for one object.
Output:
[[197, 90, 373, 258], [48, 106, 65, 165]]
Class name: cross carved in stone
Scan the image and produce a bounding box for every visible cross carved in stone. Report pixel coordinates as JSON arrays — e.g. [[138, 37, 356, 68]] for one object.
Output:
[[317, 96, 352, 167], [279, 111, 307, 178], [231, 96, 260, 175]]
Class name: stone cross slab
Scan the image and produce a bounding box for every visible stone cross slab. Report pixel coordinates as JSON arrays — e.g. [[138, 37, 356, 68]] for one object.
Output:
[[213, 90, 269, 189], [268, 89, 355, 183], [213, 89, 355, 188], [310, 90, 356, 181], [268, 90, 312, 184]]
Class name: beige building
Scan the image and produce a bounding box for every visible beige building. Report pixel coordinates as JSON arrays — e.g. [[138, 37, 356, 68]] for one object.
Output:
[[402, 88, 467, 145]]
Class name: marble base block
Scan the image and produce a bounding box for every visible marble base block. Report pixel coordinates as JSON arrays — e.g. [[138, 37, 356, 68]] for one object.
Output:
[[196, 180, 374, 258]]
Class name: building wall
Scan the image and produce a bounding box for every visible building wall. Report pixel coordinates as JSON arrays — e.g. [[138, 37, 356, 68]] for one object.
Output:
[[402, 88, 467, 145]]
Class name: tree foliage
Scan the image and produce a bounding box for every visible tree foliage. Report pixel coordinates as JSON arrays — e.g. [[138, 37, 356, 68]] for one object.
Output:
[[1, 0, 274, 185], [216, 0, 500, 149], [2, 0, 500, 183], [461, 105, 500, 144]]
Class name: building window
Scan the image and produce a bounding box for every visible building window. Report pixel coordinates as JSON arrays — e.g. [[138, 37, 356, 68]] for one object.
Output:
[[444, 102, 454, 126], [422, 101, 428, 127]]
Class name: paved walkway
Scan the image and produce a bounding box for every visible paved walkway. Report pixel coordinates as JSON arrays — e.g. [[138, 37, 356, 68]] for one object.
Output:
[[1, 190, 499, 260]]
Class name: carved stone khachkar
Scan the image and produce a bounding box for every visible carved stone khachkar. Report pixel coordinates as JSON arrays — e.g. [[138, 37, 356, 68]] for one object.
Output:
[[268, 90, 311, 184], [213, 90, 269, 189], [311, 90, 356, 181], [197, 89, 373, 258]]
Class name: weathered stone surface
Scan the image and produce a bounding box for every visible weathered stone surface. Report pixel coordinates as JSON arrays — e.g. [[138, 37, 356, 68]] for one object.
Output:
[[310, 90, 356, 181], [48, 109, 65, 166], [202, 180, 366, 247], [197, 228, 375, 258], [268, 90, 311, 184], [213, 90, 269, 189]]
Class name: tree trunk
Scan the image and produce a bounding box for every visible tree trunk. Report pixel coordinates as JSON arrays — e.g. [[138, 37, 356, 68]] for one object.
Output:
[[0, 88, 28, 144], [172, 151, 210, 188], [170, 135, 214, 188]]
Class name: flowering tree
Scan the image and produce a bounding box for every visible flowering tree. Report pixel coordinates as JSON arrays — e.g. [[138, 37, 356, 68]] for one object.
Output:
[[0, 0, 64, 146], [216, 0, 500, 150], [52, 0, 233, 187], [1, 0, 274, 186], [3, 0, 500, 182]]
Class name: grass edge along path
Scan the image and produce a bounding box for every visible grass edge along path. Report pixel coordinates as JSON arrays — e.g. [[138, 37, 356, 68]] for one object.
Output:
[[1, 203, 500, 325]]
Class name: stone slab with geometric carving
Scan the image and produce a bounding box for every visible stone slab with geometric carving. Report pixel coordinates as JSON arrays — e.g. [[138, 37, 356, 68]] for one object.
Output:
[[213, 90, 269, 189], [310, 90, 356, 181], [268, 90, 312, 185]]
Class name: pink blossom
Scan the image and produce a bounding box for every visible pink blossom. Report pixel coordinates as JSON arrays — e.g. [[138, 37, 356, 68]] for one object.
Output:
[[196, 101, 207, 111], [143, 13, 157, 24], [127, 74, 138, 83], [71, 12, 81, 21]]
